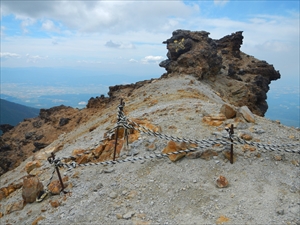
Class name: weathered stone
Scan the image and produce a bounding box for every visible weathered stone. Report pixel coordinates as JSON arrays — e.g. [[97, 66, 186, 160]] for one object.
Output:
[[50, 199, 60, 208], [239, 106, 255, 123], [242, 144, 256, 152], [216, 176, 229, 188], [5, 200, 25, 214], [109, 191, 118, 199], [220, 104, 236, 119], [22, 176, 44, 203], [25, 160, 41, 174], [32, 216, 45, 225], [216, 215, 230, 224], [162, 141, 186, 162], [123, 211, 135, 219], [48, 177, 69, 195], [240, 133, 253, 141]]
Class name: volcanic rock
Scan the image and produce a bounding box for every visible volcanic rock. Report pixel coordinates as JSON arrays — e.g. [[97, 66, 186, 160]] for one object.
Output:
[[160, 30, 280, 116]]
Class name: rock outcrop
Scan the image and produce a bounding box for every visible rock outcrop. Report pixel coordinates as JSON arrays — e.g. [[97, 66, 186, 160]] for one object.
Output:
[[159, 30, 280, 116]]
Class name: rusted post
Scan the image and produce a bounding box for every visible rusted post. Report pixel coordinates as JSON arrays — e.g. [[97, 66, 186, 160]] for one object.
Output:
[[230, 124, 234, 164], [51, 152, 65, 192]]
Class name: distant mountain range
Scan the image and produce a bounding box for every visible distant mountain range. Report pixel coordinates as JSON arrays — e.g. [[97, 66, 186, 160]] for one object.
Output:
[[0, 98, 40, 127]]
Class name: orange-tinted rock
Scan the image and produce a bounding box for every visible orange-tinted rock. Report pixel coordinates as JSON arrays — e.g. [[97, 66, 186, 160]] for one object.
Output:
[[223, 151, 237, 162], [48, 177, 69, 195], [200, 150, 218, 160], [162, 141, 186, 162], [22, 176, 44, 203], [216, 176, 229, 188], [76, 155, 89, 164], [72, 149, 86, 156], [0, 182, 22, 200], [25, 160, 41, 174], [50, 199, 60, 208], [202, 114, 226, 126], [99, 139, 124, 161], [92, 145, 105, 158], [0, 211, 3, 218], [5, 200, 25, 214], [32, 216, 45, 225], [240, 134, 253, 141], [216, 215, 230, 224], [242, 144, 256, 152], [220, 104, 236, 119]]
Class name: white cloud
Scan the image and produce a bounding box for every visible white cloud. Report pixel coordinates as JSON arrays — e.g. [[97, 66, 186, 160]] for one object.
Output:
[[141, 56, 164, 64], [78, 101, 87, 106], [41, 19, 60, 32], [105, 40, 135, 49], [1, 1, 197, 34], [26, 54, 48, 63], [214, 0, 229, 6], [0, 52, 21, 58]]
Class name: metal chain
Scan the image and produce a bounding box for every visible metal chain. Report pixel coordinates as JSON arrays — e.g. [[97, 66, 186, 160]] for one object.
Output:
[[52, 144, 215, 170]]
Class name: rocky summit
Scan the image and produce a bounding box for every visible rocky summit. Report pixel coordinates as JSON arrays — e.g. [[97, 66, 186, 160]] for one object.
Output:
[[0, 30, 299, 225]]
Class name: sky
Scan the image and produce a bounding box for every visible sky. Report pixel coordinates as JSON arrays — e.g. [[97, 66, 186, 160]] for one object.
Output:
[[0, 0, 299, 111]]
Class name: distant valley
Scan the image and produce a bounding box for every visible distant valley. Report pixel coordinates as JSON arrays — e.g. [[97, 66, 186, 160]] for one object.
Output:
[[0, 99, 40, 135]]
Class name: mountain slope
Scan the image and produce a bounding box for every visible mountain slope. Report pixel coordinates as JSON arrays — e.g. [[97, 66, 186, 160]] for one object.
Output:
[[0, 74, 299, 225], [0, 98, 40, 126]]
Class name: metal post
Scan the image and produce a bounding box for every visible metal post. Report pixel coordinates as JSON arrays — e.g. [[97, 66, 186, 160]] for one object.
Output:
[[113, 99, 123, 161], [230, 124, 234, 164], [51, 152, 65, 192]]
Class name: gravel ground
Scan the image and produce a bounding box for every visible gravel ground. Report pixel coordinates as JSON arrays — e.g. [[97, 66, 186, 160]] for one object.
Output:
[[1, 75, 299, 225]]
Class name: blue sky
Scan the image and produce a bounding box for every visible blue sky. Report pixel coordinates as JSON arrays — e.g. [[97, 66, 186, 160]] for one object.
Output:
[[0, 0, 299, 107]]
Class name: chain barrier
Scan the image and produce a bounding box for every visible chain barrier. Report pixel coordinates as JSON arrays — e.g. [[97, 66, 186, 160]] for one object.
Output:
[[39, 99, 300, 201]]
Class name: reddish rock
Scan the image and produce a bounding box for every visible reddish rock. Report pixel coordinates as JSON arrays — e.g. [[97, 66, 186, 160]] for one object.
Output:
[[220, 104, 236, 119], [242, 144, 256, 152], [22, 176, 44, 203], [162, 141, 186, 162], [240, 134, 253, 141], [50, 199, 60, 208], [32, 216, 45, 225], [216, 176, 229, 188], [48, 177, 69, 195]]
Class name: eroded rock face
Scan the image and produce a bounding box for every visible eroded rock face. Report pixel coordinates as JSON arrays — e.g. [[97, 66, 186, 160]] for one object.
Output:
[[159, 29, 280, 116]]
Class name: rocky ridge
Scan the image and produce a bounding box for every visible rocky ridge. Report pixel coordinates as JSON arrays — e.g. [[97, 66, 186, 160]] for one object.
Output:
[[0, 30, 299, 225]]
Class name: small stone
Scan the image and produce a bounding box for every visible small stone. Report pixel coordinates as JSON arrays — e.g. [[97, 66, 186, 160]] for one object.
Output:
[[31, 216, 45, 225], [240, 134, 253, 141], [50, 199, 60, 208], [216, 176, 229, 188], [116, 213, 123, 219], [274, 155, 282, 161], [276, 208, 284, 215], [104, 168, 115, 173], [193, 180, 197, 183], [109, 191, 118, 199], [123, 211, 135, 219], [48, 177, 69, 195]]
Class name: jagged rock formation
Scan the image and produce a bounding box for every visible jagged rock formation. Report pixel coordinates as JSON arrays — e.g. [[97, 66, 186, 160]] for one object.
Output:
[[159, 30, 281, 116]]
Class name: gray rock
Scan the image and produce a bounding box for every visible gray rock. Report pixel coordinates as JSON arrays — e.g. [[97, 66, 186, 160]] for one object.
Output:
[[108, 191, 118, 199], [123, 211, 135, 219]]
